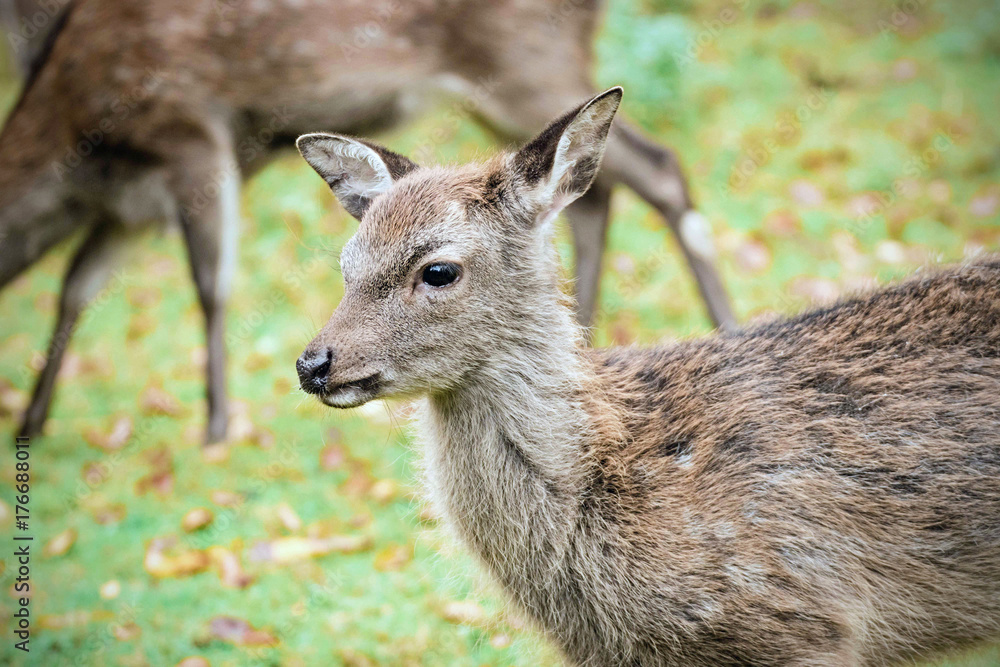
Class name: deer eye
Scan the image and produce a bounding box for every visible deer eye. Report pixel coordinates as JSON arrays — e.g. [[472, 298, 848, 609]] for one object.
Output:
[[421, 262, 461, 287]]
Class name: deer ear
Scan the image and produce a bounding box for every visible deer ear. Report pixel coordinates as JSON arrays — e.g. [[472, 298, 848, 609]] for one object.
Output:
[[513, 87, 622, 227], [297, 134, 419, 220]]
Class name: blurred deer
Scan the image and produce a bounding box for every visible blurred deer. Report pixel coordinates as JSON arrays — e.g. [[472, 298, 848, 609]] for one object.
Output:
[[295, 87, 1000, 666], [0, 0, 733, 443]]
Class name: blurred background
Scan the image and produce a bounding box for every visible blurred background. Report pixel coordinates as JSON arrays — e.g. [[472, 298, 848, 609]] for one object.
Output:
[[1, 0, 999, 664]]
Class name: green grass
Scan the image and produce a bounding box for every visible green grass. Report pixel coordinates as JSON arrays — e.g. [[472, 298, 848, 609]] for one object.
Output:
[[2, 0, 999, 664]]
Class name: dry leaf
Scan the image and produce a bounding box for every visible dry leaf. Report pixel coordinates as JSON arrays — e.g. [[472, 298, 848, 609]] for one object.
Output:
[[440, 600, 488, 627], [84, 415, 133, 451], [207, 546, 254, 589], [182, 508, 214, 532], [44, 529, 77, 558], [248, 535, 372, 564], [320, 443, 346, 471], [763, 209, 800, 237], [208, 616, 278, 647], [374, 544, 412, 572], [136, 447, 174, 496], [176, 658, 211, 667], [202, 442, 230, 464], [113, 622, 142, 641], [0, 380, 27, 417], [276, 503, 302, 532], [93, 503, 127, 525], [144, 537, 211, 579], [100, 580, 121, 600], [38, 610, 105, 629], [140, 385, 182, 416], [788, 179, 825, 207], [734, 238, 771, 274], [211, 490, 243, 507], [970, 191, 1000, 218], [369, 479, 398, 504]]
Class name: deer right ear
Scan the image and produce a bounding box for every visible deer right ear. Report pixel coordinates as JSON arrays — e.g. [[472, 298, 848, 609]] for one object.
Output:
[[297, 134, 419, 220], [513, 87, 622, 228]]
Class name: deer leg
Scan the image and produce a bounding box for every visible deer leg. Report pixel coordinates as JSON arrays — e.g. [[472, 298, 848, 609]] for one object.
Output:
[[173, 154, 240, 445], [601, 121, 736, 331], [20, 221, 130, 438], [564, 181, 612, 337]]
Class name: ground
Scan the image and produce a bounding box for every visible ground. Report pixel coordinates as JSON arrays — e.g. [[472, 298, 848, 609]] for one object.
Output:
[[1, 0, 999, 665]]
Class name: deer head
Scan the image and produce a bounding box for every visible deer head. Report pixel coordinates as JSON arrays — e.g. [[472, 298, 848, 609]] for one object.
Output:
[[295, 87, 622, 407]]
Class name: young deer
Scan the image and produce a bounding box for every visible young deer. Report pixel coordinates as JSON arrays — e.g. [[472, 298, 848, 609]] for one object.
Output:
[[295, 88, 1000, 666], [0, 0, 733, 444]]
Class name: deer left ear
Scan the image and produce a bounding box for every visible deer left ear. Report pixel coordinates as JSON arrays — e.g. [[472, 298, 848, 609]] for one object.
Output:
[[513, 87, 622, 227], [297, 134, 419, 220]]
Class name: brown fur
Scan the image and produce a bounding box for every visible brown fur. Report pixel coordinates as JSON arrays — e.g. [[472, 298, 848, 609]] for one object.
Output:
[[0, 0, 734, 443], [296, 90, 1000, 665]]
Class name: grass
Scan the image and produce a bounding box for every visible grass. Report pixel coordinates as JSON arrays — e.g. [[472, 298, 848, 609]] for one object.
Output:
[[1, 0, 999, 665]]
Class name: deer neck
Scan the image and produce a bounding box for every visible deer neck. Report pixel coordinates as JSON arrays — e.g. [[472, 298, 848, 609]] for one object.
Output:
[[416, 301, 611, 587]]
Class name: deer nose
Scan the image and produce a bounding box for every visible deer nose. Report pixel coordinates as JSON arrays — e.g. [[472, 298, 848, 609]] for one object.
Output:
[[297, 348, 333, 394]]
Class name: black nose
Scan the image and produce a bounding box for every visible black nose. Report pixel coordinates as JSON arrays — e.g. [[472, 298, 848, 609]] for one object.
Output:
[[297, 348, 333, 394]]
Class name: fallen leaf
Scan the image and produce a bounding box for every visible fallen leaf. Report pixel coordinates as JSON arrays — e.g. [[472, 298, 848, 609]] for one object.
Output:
[[927, 180, 951, 204], [211, 490, 244, 507], [276, 503, 302, 532], [136, 447, 174, 496], [85, 415, 133, 451], [93, 503, 127, 525], [763, 209, 800, 237], [175, 655, 212, 667], [207, 546, 254, 589], [201, 442, 230, 464], [182, 508, 214, 532], [176, 658, 211, 667], [788, 179, 825, 207], [0, 380, 27, 417], [208, 616, 278, 647], [100, 580, 121, 600], [369, 479, 398, 504], [112, 622, 142, 641], [319, 444, 346, 471], [38, 609, 99, 630], [144, 537, 211, 579], [374, 544, 412, 572], [340, 463, 373, 497], [44, 529, 77, 558], [440, 600, 488, 627], [790, 276, 840, 305], [734, 238, 771, 274], [875, 240, 907, 265], [970, 190, 1000, 218], [82, 462, 110, 487], [140, 385, 183, 416], [248, 535, 372, 564]]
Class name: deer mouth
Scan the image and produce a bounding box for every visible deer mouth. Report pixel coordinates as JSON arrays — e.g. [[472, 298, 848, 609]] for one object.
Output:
[[320, 372, 384, 408]]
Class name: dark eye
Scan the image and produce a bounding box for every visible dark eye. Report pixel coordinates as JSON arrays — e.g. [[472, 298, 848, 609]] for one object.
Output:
[[422, 262, 461, 287]]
